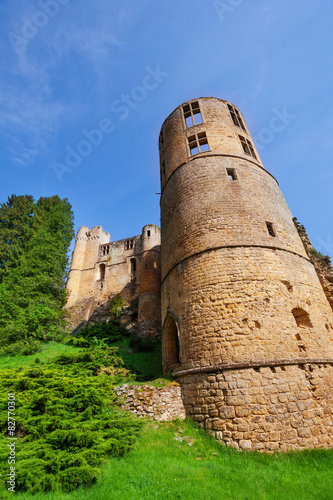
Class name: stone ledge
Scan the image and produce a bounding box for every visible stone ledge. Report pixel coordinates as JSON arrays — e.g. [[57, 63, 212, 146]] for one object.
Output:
[[173, 358, 333, 377]]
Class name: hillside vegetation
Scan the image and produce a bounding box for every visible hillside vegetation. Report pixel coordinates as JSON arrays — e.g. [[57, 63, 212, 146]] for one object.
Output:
[[0, 194, 74, 356], [1, 194, 332, 498]]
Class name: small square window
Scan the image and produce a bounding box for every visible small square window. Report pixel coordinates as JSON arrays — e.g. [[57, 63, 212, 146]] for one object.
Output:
[[183, 101, 203, 128], [227, 168, 237, 180], [188, 132, 209, 156], [266, 222, 276, 237]]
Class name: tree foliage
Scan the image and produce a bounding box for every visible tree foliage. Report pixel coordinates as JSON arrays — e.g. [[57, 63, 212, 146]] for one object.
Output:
[[0, 346, 141, 493], [0, 194, 74, 353]]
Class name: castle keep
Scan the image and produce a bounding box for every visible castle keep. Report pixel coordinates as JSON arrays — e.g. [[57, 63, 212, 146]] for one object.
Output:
[[66, 96, 333, 451], [65, 224, 161, 336]]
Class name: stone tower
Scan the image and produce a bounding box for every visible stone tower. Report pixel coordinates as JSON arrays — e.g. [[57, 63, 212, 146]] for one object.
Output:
[[138, 224, 161, 337], [159, 97, 333, 451]]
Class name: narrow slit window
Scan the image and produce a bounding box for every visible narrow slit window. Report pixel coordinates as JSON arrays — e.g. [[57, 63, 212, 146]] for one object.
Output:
[[188, 132, 209, 155], [161, 161, 166, 185], [239, 135, 257, 160], [266, 222, 276, 237], [228, 104, 246, 131], [99, 264, 105, 280], [130, 258, 136, 274], [147, 230, 151, 237], [227, 168, 237, 181], [183, 101, 203, 128]]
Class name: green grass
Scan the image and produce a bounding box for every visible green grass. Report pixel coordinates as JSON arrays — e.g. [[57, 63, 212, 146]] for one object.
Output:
[[0, 341, 80, 369], [1, 342, 332, 498], [10, 419, 333, 500], [113, 338, 163, 381]]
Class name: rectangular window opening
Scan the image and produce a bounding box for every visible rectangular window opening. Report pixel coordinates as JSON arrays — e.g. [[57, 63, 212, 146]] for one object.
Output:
[[183, 101, 203, 128], [193, 110, 203, 124], [147, 230, 151, 237], [185, 115, 194, 128], [228, 104, 246, 131], [266, 222, 276, 237], [188, 132, 209, 156], [125, 239, 134, 250], [227, 168, 237, 181], [239, 135, 257, 160]]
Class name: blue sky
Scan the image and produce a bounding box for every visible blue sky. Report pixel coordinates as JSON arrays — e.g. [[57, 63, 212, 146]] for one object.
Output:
[[0, 0, 332, 256]]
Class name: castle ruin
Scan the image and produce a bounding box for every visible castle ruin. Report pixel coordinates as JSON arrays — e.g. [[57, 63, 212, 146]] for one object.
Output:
[[65, 224, 161, 336], [66, 97, 333, 452]]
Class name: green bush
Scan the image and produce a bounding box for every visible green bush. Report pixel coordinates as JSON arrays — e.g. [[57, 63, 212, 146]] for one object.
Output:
[[108, 294, 125, 319], [0, 339, 42, 356], [310, 248, 327, 258], [129, 336, 156, 353], [73, 320, 130, 345], [0, 346, 142, 493]]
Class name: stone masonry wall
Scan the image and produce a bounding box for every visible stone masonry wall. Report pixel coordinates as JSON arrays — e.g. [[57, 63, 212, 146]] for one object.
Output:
[[115, 383, 186, 422], [160, 97, 333, 451], [178, 363, 333, 451], [65, 224, 161, 336]]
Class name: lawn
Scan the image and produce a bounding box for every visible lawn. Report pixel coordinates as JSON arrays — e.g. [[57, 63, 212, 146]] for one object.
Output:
[[1, 342, 332, 499], [10, 419, 333, 500]]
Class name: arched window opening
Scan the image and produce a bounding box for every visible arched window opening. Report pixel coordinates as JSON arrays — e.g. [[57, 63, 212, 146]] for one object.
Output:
[[130, 258, 136, 274], [99, 264, 105, 281], [292, 308, 313, 328], [163, 313, 180, 372]]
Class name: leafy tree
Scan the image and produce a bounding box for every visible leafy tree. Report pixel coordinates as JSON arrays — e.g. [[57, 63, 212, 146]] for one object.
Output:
[[0, 194, 34, 279], [0, 195, 74, 353]]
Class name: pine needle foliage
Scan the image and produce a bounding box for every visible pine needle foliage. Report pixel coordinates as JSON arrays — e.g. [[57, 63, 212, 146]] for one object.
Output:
[[0, 346, 142, 493], [0, 194, 74, 354]]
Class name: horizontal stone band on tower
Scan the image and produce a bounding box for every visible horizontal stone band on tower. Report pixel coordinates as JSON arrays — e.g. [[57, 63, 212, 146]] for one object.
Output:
[[160, 96, 333, 451], [173, 358, 333, 377]]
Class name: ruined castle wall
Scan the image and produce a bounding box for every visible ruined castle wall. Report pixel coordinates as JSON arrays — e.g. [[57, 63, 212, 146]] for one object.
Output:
[[160, 97, 333, 451], [66, 225, 162, 334], [66, 226, 110, 307], [293, 218, 333, 311]]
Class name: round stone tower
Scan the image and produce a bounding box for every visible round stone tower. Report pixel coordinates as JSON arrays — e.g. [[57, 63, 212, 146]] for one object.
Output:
[[159, 97, 333, 451]]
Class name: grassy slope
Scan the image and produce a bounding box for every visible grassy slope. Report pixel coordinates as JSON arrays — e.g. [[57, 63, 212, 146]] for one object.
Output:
[[14, 419, 333, 500], [0, 342, 79, 370], [113, 338, 163, 381], [1, 343, 333, 499]]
